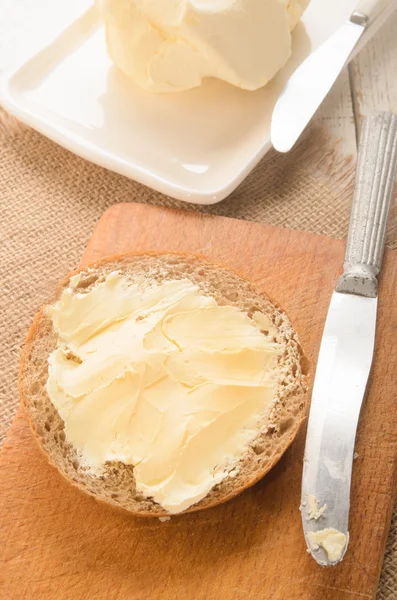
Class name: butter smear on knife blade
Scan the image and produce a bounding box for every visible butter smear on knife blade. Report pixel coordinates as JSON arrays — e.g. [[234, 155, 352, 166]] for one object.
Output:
[[97, 0, 309, 92], [306, 493, 327, 521], [308, 529, 348, 562]]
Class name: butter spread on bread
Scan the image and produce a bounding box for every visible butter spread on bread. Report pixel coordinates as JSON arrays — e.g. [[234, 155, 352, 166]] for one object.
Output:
[[46, 272, 281, 513], [19, 253, 307, 516]]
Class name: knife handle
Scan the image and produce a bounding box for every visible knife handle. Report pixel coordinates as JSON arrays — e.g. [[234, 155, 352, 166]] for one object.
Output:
[[353, 0, 392, 25], [336, 112, 397, 297]]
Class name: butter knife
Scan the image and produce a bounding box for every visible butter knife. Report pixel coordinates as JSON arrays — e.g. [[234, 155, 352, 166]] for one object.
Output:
[[302, 112, 397, 566], [271, 0, 394, 153]]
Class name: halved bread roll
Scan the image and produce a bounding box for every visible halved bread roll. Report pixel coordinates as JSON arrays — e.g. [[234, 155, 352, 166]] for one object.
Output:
[[19, 252, 308, 516]]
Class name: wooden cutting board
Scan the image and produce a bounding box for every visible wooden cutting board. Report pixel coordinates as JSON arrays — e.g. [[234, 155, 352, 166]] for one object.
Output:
[[2, 203, 397, 600]]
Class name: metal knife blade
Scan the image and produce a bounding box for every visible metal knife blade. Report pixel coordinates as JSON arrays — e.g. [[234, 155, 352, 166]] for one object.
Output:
[[271, 0, 396, 153], [302, 291, 377, 566], [271, 18, 365, 153], [302, 112, 397, 566]]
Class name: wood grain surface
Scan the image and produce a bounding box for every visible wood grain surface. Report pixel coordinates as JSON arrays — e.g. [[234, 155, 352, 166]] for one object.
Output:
[[2, 203, 397, 600]]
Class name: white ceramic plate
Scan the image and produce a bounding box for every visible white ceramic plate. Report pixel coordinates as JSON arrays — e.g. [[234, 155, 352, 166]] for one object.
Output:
[[0, 0, 390, 204]]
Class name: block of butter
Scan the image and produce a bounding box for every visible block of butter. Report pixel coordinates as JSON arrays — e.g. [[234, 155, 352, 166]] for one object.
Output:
[[97, 0, 310, 93]]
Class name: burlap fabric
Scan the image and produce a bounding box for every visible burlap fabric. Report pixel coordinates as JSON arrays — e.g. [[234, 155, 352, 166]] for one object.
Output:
[[1, 106, 397, 598]]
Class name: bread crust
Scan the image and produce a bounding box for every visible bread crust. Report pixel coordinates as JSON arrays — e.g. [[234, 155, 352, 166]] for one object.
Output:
[[19, 251, 309, 517]]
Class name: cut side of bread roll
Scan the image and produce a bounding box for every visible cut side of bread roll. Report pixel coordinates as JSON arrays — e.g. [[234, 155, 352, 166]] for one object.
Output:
[[19, 252, 308, 517]]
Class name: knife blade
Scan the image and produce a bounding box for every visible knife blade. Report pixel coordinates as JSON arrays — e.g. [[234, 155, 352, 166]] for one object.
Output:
[[301, 112, 397, 566], [271, 0, 393, 153]]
